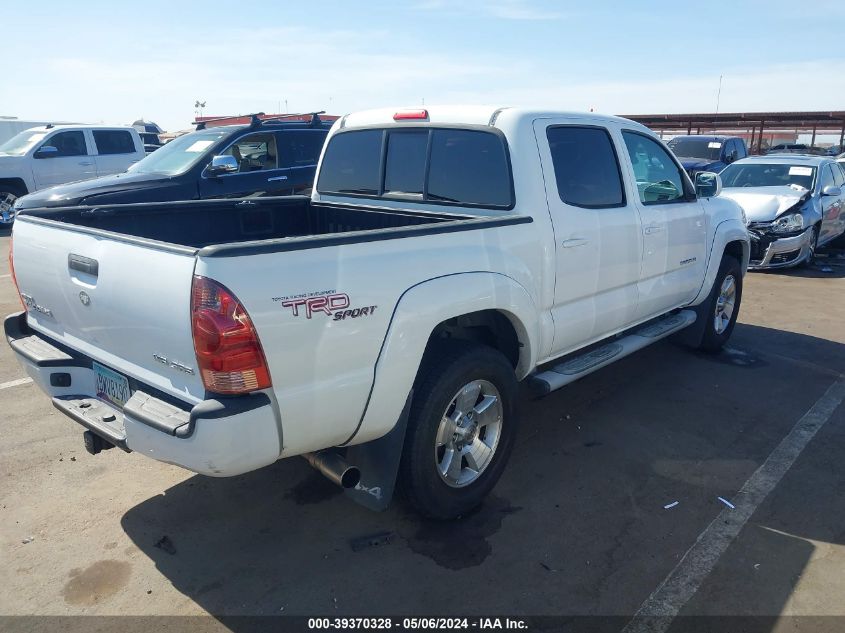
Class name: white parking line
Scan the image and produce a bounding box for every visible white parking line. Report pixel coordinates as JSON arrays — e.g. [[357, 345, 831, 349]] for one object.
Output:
[[0, 273, 11, 279], [624, 376, 845, 633], [0, 377, 33, 390]]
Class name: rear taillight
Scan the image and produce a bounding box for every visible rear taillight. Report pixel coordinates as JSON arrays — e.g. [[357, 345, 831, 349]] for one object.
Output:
[[8, 236, 24, 310], [191, 275, 271, 395]]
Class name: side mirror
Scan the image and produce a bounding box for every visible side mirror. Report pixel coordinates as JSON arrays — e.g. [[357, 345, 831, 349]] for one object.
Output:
[[695, 171, 722, 198], [726, 150, 738, 163], [206, 154, 239, 176], [34, 146, 59, 159], [822, 185, 842, 197]]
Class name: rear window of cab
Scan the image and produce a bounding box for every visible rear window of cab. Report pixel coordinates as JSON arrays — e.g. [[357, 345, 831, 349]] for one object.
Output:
[[316, 128, 514, 209]]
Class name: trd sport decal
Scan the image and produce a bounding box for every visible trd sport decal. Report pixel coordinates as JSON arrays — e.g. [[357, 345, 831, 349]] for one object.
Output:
[[273, 290, 377, 321]]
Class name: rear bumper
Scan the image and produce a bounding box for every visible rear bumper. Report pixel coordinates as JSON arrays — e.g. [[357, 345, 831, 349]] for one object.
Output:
[[5, 312, 281, 476], [748, 227, 813, 270]]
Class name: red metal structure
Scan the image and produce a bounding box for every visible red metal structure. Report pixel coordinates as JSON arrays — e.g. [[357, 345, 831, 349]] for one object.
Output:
[[623, 111, 845, 154], [194, 112, 339, 128]]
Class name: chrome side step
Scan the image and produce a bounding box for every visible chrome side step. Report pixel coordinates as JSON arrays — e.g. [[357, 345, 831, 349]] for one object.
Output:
[[527, 310, 697, 396]]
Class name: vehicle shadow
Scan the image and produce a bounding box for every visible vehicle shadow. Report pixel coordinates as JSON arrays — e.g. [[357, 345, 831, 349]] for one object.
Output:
[[120, 323, 845, 626]]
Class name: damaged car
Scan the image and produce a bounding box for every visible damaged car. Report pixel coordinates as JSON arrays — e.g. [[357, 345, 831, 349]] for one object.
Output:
[[719, 155, 845, 269]]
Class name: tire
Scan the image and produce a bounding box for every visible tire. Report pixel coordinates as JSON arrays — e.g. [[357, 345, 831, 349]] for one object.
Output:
[[800, 225, 819, 268], [697, 254, 743, 353], [399, 342, 519, 520], [0, 182, 26, 217]]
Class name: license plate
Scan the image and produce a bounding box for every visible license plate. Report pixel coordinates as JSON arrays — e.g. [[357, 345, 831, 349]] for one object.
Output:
[[93, 362, 131, 409]]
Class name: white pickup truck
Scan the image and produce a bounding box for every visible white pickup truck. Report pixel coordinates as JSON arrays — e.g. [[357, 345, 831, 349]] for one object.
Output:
[[0, 124, 145, 224], [7, 107, 749, 519]]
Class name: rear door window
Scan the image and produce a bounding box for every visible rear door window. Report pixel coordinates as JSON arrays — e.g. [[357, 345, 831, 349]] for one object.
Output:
[[317, 127, 513, 208], [93, 130, 136, 155], [546, 126, 625, 208], [277, 130, 327, 168]]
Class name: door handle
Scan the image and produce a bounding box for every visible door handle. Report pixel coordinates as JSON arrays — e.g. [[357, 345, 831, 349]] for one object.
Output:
[[78, 161, 93, 166], [68, 254, 98, 277], [267, 175, 288, 182], [562, 238, 589, 248], [644, 224, 663, 235]]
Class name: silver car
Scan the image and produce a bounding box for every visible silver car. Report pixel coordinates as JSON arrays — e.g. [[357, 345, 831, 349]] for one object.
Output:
[[719, 155, 845, 269]]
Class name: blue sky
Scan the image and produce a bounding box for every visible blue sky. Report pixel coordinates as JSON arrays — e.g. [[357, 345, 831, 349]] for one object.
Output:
[[5, 0, 844, 131]]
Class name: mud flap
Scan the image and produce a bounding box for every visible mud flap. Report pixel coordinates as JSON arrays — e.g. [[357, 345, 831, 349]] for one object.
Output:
[[671, 302, 708, 348], [344, 390, 413, 511]]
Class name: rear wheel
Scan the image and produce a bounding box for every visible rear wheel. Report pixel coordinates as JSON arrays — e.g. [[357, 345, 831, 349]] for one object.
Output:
[[697, 254, 742, 353], [399, 342, 518, 519]]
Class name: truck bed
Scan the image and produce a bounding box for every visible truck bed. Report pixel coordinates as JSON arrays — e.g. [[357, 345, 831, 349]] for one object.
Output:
[[18, 196, 474, 251]]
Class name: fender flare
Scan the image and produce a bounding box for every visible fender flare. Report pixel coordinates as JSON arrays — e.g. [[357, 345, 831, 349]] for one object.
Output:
[[344, 271, 540, 447], [690, 218, 749, 306]]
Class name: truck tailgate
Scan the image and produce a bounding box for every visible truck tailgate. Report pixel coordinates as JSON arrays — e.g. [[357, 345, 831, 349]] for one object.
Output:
[[12, 219, 205, 403]]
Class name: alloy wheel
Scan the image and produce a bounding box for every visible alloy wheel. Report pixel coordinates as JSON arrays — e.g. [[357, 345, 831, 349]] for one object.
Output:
[[434, 379, 503, 488], [714, 274, 737, 334]]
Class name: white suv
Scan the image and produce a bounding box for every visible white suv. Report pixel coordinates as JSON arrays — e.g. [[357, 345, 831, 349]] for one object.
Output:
[[0, 124, 144, 224]]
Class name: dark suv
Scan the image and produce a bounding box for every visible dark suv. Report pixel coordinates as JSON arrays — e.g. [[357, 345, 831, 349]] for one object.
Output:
[[14, 114, 333, 211], [666, 135, 748, 178]]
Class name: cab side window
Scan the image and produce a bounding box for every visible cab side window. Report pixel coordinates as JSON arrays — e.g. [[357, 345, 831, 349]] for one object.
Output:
[[831, 163, 845, 187], [735, 139, 748, 160], [820, 165, 835, 190], [622, 131, 688, 204], [222, 133, 278, 173], [43, 131, 87, 157], [722, 140, 734, 162]]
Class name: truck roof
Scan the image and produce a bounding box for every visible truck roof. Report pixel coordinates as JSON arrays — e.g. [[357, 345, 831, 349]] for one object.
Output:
[[739, 154, 831, 166], [670, 134, 741, 141], [338, 106, 651, 133], [24, 123, 136, 133]]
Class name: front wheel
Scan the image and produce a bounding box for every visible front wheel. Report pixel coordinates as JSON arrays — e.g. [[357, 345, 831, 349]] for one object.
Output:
[[697, 254, 743, 352], [399, 342, 519, 519], [0, 185, 25, 221], [800, 225, 819, 268]]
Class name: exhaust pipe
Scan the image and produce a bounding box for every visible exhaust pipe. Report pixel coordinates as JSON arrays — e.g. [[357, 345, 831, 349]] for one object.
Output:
[[303, 451, 361, 489]]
